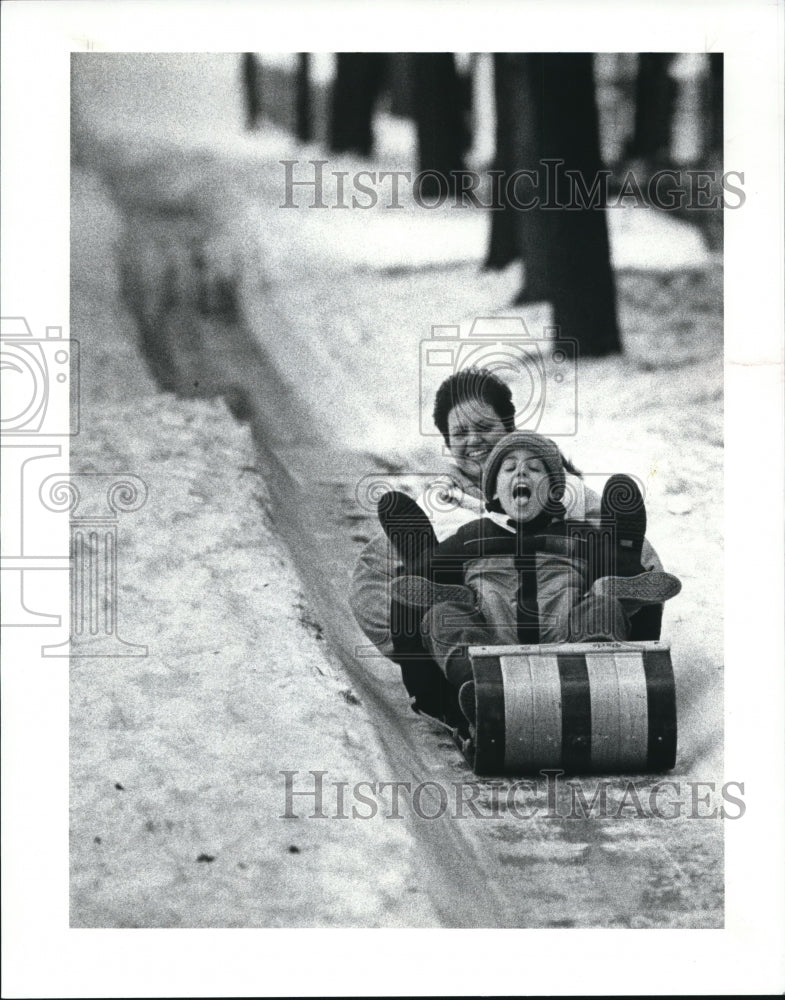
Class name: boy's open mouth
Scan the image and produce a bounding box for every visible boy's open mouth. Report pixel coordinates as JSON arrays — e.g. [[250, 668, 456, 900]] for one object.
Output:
[[512, 483, 531, 501]]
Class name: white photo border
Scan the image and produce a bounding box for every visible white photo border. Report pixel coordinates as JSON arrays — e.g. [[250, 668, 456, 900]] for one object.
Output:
[[2, 0, 783, 996]]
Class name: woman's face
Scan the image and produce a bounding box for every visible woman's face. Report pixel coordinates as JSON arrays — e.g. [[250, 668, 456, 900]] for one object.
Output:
[[446, 400, 507, 480]]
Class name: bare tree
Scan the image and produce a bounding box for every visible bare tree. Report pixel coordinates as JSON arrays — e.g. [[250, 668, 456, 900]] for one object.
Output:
[[328, 53, 388, 157], [626, 54, 676, 164], [411, 53, 469, 197], [484, 54, 519, 270], [295, 54, 312, 143], [707, 53, 723, 155], [489, 54, 621, 357], [241, 54, 262, 130]]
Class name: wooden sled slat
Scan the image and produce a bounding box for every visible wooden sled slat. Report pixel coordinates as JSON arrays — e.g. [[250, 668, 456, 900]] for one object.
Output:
[[459, 641, 677, 776]]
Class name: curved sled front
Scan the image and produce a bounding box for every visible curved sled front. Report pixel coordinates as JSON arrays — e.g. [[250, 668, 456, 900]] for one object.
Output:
[[459, 641, 677, 776]]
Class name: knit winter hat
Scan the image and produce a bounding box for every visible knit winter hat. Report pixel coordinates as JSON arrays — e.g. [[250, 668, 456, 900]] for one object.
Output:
[[483, 431, 566, 511]]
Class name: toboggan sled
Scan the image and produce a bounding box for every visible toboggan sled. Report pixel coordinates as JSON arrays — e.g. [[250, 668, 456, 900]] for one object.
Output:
[[455, 641, 677, 776]]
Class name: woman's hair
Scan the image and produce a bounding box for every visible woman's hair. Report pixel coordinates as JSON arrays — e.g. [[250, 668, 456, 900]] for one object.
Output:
[[432, 368, 516, 445], [432, 367, 583, 478]]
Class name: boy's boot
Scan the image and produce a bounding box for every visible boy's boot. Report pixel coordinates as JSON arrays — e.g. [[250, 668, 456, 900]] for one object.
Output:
[[379, 492, 446, 718], [391, 573, 477, 611], [377, 490, 437, 573], [589, 570, 682, 614], [570, 474, 681, 641], [572, 570, 681, 642], [600, 473, 647, 577]]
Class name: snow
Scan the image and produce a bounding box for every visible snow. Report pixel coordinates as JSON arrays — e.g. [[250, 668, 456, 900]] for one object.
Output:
[[70, 167, 441, 927], [68, 54, 724, 928]]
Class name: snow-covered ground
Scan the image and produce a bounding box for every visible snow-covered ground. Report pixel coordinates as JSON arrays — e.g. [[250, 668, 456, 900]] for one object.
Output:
[[70, 54, 724, 928], [70, 168, 443, 927]]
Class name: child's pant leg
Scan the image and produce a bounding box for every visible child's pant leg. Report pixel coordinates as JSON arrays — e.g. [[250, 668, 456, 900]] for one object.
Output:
[[532, 552, 590, 644], [421, 600, 495, 686], [569, 594, 632, 642]]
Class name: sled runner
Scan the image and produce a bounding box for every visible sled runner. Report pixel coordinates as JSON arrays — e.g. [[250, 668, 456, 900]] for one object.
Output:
[[455, 640, 677, 776]]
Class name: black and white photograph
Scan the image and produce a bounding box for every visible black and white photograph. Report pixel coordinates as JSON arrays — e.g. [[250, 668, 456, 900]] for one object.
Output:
[[2, 2, 784, 996]]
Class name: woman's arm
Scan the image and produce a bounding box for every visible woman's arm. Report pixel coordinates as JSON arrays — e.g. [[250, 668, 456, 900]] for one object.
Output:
[[349, 531, 399, 658]]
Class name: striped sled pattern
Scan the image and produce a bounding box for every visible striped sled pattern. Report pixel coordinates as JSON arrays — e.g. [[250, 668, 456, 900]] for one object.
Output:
[[460, 642, 677, 776]]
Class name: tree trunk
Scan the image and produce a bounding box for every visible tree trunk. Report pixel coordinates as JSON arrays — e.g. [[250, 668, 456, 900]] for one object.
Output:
[[328, 53, 387, 157], [484, 54, 520, 270], [388, 53, 415, 118], [502, 54, 621, 357], [707, 53, 723, 155], [411, 53, 468, 198], [241, 53, 262, 130], [626, 53, 676, 163], [295, 53, 312, 143]]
